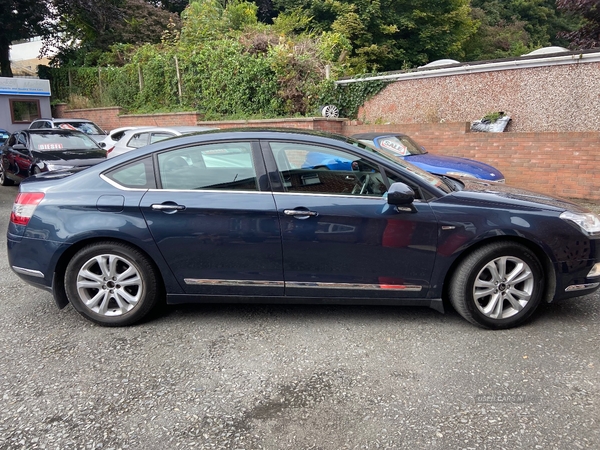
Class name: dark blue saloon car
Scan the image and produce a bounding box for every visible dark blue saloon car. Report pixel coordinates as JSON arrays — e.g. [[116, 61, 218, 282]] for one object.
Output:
[[6, 129, 600, 329]]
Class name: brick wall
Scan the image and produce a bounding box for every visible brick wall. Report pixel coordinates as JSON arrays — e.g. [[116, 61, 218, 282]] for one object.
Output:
[[342, 123, 600, 202], [52, 105, 600, 202], [357, 61, 600, 133], [52, 105, 346, 134], [53, 105, 204, 131]]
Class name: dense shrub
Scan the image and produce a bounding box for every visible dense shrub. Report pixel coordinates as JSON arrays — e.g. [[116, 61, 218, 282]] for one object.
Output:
[[38, 0, 383, 119]]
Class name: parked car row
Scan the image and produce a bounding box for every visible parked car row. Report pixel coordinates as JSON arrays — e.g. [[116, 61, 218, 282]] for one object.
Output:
[[0, 120, 216, 185], [1, 117, 508, 186]]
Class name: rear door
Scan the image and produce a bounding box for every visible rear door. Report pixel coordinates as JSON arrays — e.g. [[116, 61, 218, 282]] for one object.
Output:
[[139, 140, 284, 296]]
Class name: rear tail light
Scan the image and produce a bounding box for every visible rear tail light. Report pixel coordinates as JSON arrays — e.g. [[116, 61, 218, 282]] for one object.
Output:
[[11, 192, 45, 226], [106, 146, 114, 154]]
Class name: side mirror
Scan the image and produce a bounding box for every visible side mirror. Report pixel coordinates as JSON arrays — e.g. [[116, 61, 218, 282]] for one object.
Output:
[[387, 182, 415, 206], [13, 144, 27, 151], [99, 142, 106, 148]]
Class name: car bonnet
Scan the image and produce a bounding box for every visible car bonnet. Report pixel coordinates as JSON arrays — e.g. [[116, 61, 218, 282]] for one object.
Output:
[[454, 179, 589, 213], [405, 153, 504, 181]]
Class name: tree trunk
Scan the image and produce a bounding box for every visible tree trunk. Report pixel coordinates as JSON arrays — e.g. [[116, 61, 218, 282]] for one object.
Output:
[[0, 37, 13, 77]]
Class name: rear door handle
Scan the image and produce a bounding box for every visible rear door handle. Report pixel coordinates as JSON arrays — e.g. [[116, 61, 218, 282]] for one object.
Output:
[[151, 203, 186, 211], [283, 209, 318, 217]]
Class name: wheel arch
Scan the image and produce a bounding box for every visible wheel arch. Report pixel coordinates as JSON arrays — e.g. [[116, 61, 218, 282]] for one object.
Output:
[[53, 237, 168, 308], [442, 235, 556, 305]]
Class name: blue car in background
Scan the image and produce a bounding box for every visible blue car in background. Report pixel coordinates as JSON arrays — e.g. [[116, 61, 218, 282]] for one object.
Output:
[[351, 132, 505, 182], [0, 129, 9, 145]]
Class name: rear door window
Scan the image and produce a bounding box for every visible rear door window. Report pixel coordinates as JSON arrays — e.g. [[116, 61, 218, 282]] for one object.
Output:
[[157, 142, 258, 191]]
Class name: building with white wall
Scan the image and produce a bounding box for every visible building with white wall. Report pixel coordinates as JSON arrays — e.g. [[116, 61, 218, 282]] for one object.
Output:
[[0, 77, 52, 132]]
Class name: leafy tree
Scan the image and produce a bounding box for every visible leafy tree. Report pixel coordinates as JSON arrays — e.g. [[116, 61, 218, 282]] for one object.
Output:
[[268, 0, 477, 72], [463, 0, 580, 61], [45, 0, 181, 66], [556, 0, 598, 48], [147, 0, 189, 13], [0, 0, 49, 76]]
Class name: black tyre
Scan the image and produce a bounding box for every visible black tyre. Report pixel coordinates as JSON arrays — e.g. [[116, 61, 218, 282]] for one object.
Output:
[[449, 241, 543, 329], [64, 241, 160, 326], [0, 162, 14, 186]]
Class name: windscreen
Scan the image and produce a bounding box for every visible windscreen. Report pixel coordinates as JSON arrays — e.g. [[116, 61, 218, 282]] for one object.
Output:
[[369, 135, 426, 156], [31, 132, 100, 151], [57, 122, 104, 135]]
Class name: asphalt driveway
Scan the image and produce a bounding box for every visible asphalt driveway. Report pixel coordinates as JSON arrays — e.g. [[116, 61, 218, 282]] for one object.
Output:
[[0, 184, 598, 449]]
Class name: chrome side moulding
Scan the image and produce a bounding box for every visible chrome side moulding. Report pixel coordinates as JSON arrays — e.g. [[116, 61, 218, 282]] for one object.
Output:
[[12, 266, 45, 278], [565, 282, 600, 292], [287, 281, 423, 291], [184, 279, 285, 287], [183, 278, 423, 291]]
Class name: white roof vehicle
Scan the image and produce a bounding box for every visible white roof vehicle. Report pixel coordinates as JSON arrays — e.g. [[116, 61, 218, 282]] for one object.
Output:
[[28, 118, 107, 143], [108, 126, 216, 158], [98, 126, 141, 153]]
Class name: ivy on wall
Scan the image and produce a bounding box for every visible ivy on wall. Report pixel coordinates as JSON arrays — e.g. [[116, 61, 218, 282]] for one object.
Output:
[[318, 77, 387, 119]]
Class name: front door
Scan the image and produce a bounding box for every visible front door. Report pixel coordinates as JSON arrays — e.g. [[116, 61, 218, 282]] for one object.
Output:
[[265, 140, 439, 300]]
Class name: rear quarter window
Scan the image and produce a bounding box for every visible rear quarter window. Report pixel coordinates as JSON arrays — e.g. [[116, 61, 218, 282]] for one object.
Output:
[[104, 157, 156, 189]]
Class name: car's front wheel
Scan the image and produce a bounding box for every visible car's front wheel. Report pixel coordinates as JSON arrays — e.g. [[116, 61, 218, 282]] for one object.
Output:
[[449, 241, 543, 329], [65, 242, 160, 326]]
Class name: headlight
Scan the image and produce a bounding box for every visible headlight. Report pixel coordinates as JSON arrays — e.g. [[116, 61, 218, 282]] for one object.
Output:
[[560, 211, 600, 236], [45, 164, 73, 171]]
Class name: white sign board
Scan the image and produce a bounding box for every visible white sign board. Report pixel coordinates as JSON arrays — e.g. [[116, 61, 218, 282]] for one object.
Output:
[[0, 77, 51, 96]]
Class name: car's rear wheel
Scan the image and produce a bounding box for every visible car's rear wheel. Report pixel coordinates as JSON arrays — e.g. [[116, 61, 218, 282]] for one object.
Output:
[[0, 162, 14, 186], [65, 242, 160, 326], [449, 241, 543, 329]]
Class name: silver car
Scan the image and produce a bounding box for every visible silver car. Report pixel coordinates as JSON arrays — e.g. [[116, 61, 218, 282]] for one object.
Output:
[[108, 126, 216, 158], [28, 118, 107, 143]]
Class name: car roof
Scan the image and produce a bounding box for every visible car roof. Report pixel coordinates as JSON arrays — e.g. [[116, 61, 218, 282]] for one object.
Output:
[[126, 128, 366, 148], [123, 126, 216, 134], [351, 132, 408, 139], [34, 118, 97, 123]]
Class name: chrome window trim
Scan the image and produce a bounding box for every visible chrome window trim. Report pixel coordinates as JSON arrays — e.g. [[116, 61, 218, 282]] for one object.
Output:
[[100, 173, 271, 194], [101, 173, 409, 200], [100, 174, 149, 191]]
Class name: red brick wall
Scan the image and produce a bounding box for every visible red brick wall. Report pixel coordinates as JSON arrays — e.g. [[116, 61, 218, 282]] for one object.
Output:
[[52, 105, 600, 202], [52, 105, 346, 134], [342, 123, 600, 202], [53, 106, 203, 131]]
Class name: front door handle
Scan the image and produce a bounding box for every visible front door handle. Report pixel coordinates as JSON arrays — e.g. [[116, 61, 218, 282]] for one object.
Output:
[[151, 203, 186, 211], [283, 209, 318, 217]]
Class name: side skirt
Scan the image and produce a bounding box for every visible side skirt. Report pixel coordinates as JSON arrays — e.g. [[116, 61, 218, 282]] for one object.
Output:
[[165, 294, 445, 313]]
